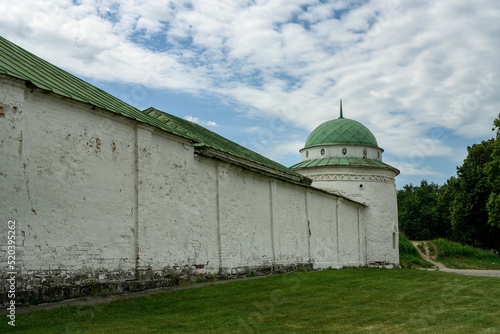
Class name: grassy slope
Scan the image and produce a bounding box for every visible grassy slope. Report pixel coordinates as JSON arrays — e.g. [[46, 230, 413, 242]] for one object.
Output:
[[399, 233, 433, 269], [3, 269, 499, 333], [430, 239, 500, 270]]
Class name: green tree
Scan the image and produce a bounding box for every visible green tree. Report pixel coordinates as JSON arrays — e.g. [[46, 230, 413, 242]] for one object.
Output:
[[436, 179, 454, 239], [449, 139, 500, 252], [485, 116, 500, 228], [398, 180, 449, 240]]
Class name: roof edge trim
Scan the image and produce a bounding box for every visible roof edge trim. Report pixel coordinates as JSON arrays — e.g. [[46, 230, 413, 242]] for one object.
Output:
[[303, 142, 382, 150], [291, 158, 400, 176]]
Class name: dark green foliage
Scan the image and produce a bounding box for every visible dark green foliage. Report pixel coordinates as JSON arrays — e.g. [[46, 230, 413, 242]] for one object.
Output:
[[397, 180, 450, 240], [487, 192, 500, 228], [485, 116, 500, 228], [447, 139, 500, 252]]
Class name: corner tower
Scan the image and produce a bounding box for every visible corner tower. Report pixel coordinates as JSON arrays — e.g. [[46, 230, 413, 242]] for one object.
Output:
[[292, 101, 400, 266]]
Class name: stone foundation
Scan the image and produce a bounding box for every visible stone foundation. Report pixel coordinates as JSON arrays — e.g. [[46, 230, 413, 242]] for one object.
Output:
[[0, 263, 315, 307]]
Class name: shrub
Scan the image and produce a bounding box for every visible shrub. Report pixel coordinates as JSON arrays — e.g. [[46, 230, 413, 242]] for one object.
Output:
[[432, 238, 498, 259]]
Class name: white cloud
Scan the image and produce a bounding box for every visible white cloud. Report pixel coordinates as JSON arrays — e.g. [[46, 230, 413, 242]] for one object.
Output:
[[184, 116, 217, 127], [370, 90, 391, 99], [1, 0, 499, 171], [385, 161, 445, 178], [262, 141, 304, 162]]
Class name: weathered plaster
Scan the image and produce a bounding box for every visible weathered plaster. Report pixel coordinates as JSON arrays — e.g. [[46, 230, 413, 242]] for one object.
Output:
[[1, 74, 372, 306], [296, 166, 399, 265]]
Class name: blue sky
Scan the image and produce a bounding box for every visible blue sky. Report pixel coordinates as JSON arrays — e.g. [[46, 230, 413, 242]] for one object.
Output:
[[1, 0, 499, 188]]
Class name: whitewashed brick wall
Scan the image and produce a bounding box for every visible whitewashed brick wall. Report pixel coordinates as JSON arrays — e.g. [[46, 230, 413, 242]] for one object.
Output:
[[0, 74, 370, 303]]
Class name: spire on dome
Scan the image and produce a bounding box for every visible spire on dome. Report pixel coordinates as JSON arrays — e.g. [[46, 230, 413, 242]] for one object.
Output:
[[339, 99, 344, 119]]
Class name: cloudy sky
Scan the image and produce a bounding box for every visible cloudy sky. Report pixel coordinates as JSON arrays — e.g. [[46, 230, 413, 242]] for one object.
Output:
[[1, 0, 499, 188]]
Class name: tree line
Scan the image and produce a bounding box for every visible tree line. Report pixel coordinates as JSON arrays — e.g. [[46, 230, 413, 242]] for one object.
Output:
[[398, 116, 500, 253]]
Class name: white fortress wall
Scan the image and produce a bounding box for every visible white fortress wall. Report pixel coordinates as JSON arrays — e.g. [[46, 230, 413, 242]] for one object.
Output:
[[134, 126, 220, 278], [217, 163, 274, 273], [299, 165, 399, 265], [305, 190, 339, 269], [271, 180, 311, 266], [337, 200, 364, 266], [0, 75, 138, 290], [1, 74, 367, 304]]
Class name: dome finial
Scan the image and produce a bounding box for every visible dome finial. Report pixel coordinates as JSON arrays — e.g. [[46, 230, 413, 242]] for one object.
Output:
[[339, 99, 344, 119]]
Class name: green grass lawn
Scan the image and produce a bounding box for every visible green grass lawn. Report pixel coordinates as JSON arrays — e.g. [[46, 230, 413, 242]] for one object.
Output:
[[3, 269, 499, 333]]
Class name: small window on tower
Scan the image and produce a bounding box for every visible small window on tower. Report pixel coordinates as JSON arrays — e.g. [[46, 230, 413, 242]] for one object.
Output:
[[342, 148, 347, 155], [321, 148, 325, 156], [363, 148, 367, 159], [306, 151, 309, 158]]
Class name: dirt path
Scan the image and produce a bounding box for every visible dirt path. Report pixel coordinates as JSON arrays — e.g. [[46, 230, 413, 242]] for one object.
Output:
[[411, 241, 447, 270]]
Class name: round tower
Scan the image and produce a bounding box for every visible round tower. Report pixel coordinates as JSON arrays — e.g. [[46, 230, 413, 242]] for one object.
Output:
[[292, 101, 400, 266]]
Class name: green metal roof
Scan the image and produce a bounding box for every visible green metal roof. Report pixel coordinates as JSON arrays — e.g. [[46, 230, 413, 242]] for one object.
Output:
[[0, 36, 190, 140], [291, 157, 399, 175], [143, 107, 306, 180], [305, 118, 378, 148], [0, 35, 306, 184]]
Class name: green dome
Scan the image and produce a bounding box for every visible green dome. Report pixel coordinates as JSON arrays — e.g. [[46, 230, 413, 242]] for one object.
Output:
[[305, 118, 378, 148]]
